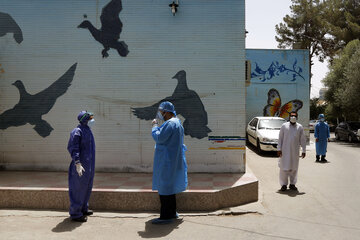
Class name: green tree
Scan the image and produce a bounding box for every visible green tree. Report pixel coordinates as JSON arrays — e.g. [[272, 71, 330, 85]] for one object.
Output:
[[323, 0, 360, 59], [275, 0, 330, 64], [323, 39, 360, 120], [310, 97, 326, 120]]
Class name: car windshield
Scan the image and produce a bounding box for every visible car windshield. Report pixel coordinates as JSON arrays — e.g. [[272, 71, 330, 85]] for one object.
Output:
[[348, 122, 360, 130], [258, 119, 286, 129]]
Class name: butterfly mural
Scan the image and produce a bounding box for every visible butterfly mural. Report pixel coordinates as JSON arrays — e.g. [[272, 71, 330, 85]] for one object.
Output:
[[263, 88, 303, 120]]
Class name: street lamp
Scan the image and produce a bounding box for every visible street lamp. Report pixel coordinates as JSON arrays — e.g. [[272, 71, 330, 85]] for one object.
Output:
[[169, 1, 179, 16]]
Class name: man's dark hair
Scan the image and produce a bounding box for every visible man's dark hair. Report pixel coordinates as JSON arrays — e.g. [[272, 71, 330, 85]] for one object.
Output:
[[290, 111, 298, 117]]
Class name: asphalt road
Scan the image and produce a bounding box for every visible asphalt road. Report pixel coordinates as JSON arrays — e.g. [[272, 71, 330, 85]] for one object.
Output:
[[0, 134, 359, 240]]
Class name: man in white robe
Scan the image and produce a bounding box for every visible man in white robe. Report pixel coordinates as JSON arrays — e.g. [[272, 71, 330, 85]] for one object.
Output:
[[277, 111, 306, 191]]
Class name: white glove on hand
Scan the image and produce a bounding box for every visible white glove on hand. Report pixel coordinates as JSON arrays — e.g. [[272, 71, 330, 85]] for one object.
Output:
[[152, 119, 158, 126], [75, 163, 85, 177]]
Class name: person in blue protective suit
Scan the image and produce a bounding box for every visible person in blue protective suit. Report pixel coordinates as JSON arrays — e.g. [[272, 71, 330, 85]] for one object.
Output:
[[151, 101, 188, 224], [67, 111, 96, 222], [314, 114, 330, 163]]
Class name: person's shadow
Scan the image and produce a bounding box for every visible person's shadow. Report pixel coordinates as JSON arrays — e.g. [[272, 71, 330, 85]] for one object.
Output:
[[137, 218, 183, 238], [52, 217, 84, 232], [276, 190, 306, 197]]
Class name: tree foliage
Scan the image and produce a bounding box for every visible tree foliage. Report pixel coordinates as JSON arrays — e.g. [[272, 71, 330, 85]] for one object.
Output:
[[323, 0, 360, 58], [275, 0, 360, 61], [310, 97, 326, 120], [275, 0, 329, 63], [323, 39, 360, 120]]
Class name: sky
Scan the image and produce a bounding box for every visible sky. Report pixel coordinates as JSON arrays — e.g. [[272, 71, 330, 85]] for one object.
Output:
[[246, 0, 328, 98]]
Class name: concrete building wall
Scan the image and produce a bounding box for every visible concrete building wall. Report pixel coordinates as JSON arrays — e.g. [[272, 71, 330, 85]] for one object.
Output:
[[0, 0, 246, 172], [246, 49, 310, 138]]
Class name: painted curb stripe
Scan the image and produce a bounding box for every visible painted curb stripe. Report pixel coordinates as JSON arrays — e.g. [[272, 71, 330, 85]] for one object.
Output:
[[208, 136, 246, 141], [208, 147, 246, 150]]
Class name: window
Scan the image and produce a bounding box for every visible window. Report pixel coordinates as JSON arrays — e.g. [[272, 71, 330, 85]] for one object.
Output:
[[258, 119, 286, 130]]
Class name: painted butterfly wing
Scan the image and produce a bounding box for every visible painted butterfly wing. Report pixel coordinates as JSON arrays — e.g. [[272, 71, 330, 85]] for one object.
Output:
[[278, 100, 303, 120], [263, 88, 281, 116]]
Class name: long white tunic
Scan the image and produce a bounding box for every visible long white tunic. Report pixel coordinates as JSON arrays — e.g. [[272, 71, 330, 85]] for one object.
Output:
[[277, 122, 306, 171]]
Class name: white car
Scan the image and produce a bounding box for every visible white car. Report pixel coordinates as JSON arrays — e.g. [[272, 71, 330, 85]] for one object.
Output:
[[309, 120, 318, 132], [246, 117, 286, 152]]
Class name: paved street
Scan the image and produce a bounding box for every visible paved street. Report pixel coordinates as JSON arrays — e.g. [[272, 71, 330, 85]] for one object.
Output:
[[1, 134, 359, 240]]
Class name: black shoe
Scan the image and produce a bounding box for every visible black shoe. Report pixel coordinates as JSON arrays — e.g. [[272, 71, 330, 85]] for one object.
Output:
[[280, 185, 287, 191], [289, 184, 298, 191], [83, 210, 93, 216], [151, 218, 173, 224], [321, 159, 327, 163], [72, 215, 87, 222], [315, 159, 320, 162]]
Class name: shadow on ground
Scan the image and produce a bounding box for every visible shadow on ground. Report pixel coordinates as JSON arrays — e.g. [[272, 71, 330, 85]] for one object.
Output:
[[52, 217, 84, 232], [332, 139, 360, 148], [276, 190, 306, 197], [246, 142, 278, 158], [138, 218, 183, 238]]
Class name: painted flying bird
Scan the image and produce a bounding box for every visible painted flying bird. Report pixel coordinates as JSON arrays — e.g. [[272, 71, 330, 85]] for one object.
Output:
[[78, 0, 129, 58], [132, 70, 212, 139], [0, 63, 77, 137], [0, 12, 23, 43]]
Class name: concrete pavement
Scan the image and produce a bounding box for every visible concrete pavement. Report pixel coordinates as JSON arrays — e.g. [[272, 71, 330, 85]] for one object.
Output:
[[0, 133, 359, 239]]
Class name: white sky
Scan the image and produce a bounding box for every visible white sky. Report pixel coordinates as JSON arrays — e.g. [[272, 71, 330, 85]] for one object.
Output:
[[245, 0, 328, 98]]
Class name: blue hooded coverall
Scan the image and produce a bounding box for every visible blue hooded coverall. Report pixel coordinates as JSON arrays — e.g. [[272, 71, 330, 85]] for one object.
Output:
[[67, 124, 95, 219], [314, 121, 330, 156], [152, 117, 188, 195]]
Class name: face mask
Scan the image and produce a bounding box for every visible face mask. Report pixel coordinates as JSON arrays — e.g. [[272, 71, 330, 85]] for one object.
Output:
[[290, 116, 297, 124], [320, 118, 325, 122], [157, 111, 164, 120], [87, 119, 95, 128]]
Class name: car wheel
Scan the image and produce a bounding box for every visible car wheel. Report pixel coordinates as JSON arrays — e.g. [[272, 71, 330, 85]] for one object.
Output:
[[335, 132, 340, 140], [348, 135, 353, 143], [246, 133, 249, 144], [256, 139, 262, 153]]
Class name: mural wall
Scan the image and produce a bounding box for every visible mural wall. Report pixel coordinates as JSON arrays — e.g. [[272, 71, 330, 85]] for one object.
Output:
[[0, 0, 246, 172], [246, 49, 310, 139]]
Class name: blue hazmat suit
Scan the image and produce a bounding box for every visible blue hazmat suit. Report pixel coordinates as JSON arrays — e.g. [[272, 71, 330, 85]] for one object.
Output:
[[314, 121, 330, 156], [67, 124, 95, 219], [152, 117, 188, 195]]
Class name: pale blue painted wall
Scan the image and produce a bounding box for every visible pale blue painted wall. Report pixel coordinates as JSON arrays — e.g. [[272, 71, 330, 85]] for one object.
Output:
[[0, 0, 246, 172], [246, 49, 310, 131]]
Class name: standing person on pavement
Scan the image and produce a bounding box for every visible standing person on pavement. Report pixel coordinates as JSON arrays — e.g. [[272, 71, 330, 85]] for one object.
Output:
[[67, 111, 96, 222], [314, 114, 330, 163], [277, 111, 306, 192], [151, 101, 188, 224]]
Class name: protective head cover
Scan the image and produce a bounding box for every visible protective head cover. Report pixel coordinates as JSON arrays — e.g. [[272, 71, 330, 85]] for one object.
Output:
[[158, 101, 177, 116], [77, 111, 94, 124], [318, 114, 325, 122]]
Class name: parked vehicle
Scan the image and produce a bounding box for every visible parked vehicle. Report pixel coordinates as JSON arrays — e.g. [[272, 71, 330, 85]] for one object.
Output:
[[335, 121, 360, 142], [357, 129, 360, 141], [328, 122, 336, 132], [246, 117, 286, 152], [310, 120, 335, 132], [309, 120, 318, 132]]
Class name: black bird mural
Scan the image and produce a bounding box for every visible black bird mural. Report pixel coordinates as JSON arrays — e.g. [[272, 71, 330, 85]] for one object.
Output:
[[78, 0, 129, 58], [0, 12, 23, 44], [0, 63, 77, 137], [132, 70, 212, 139]]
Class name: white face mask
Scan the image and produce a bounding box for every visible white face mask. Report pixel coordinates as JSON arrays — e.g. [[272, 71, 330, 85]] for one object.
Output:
[[87, 119, 95, 128], [156, 111, 164, 120], [290, 116, 297, 124], [320, 118, 325, 122]]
